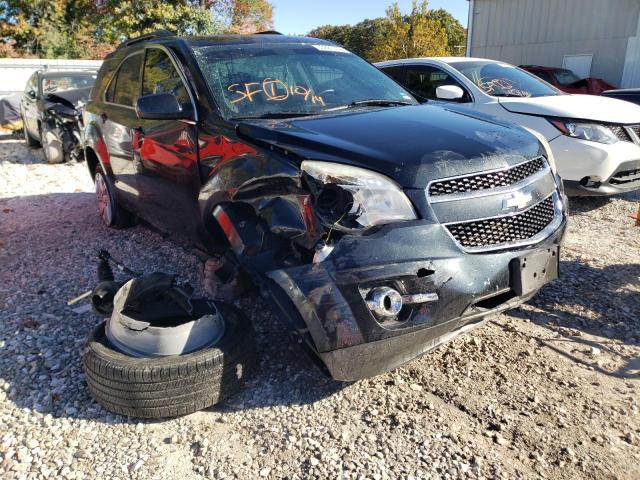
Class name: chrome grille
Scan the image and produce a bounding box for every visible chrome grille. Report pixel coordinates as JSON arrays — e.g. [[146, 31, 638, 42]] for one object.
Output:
[[445, 196, 555, 249], [428, 157, 546, 197], [630, 125, 640, 140]]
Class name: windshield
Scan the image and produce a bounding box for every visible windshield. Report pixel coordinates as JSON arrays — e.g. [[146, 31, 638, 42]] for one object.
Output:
[[42, 74, 96, 94], [553, 68, 581, 86], [449, 61, 561, 98], [193, 43, 416, 119]]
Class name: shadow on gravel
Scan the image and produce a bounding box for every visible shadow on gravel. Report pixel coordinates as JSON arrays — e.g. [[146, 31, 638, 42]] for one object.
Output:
[[569, 191, 640, 214], [510, 260, 640, 379]]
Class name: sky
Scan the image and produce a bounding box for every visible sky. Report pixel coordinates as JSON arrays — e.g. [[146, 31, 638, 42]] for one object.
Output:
[[271, 0, 469, 35]]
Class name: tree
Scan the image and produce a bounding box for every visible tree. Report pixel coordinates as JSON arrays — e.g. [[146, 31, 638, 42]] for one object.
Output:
[[228, 0, 273, 33], [427, 8, 466, 55], [0, 0, 274, 59], [309, 19, 387, 59], [368, 1, 448, 62]]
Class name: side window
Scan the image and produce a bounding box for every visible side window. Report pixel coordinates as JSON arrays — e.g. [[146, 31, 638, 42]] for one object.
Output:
[[382, 66, 406, 84], [142, 48, 189, 104], [107, 53, 143, 106], [405, 66, 469, 101]]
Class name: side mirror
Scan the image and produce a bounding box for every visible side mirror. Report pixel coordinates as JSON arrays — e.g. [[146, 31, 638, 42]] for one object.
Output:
[[136, 93, 194, 121], [435, 85, 465, 101], [27, 90, 36, 99]]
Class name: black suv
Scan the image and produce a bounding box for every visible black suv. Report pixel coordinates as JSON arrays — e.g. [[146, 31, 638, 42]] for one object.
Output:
[[84, 31, 567, 381]]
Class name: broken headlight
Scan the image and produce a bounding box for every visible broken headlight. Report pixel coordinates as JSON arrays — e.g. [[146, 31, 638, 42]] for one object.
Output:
[[301, 161, 417, 231]]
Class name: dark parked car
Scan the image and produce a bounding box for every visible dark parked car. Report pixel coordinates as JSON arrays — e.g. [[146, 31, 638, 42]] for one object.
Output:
[[20, 70, 96, 162], [602, 88, 640, 106], [83, 31, 567, 418], [520, 65, 616, 95]]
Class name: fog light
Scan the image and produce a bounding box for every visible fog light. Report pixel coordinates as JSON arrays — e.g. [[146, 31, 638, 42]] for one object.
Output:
[[367, 287, 403, 317]]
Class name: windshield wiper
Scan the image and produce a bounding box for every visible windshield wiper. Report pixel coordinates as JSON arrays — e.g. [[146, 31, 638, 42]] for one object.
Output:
[[230, 112, 320, 121], [326, 99, 415, 111]]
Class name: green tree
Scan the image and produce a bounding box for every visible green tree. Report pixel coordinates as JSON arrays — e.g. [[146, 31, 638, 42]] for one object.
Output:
[[309, 1, 460, 62], [369, 1, 448, 62], [0, 0, 274, 58], [427, 8, 466, 55]]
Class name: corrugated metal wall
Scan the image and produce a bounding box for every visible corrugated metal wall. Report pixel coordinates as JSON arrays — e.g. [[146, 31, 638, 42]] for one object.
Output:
[[469, 0, 640, 87]]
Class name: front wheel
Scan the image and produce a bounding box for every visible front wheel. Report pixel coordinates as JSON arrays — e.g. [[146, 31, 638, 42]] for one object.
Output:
[[94, 167, 134, 228], [41, 123, 66, 164], [23, 121, 40, 148]]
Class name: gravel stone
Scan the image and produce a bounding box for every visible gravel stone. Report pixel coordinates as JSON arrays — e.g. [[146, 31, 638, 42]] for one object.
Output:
[[1, 132, 639, 479]]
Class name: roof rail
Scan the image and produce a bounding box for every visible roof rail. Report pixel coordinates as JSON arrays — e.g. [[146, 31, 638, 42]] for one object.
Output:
[[119, 29, 174, 49], [255, 30, 282, 35]]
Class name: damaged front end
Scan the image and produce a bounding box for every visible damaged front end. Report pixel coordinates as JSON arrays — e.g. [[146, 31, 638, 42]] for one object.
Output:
[[41, 87, 90, 163], [201, 134, 566, 380]]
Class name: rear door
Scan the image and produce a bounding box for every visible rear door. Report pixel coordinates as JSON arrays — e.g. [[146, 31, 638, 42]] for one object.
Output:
[[101, 52, 144, 211], [135, 46, 201, 239]]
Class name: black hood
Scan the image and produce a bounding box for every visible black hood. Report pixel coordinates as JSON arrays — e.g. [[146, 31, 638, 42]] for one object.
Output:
[[237, 104, 544, 189]]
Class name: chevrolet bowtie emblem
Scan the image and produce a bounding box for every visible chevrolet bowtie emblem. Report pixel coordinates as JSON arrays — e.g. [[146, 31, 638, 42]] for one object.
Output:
[[502, 191, 533, 211]]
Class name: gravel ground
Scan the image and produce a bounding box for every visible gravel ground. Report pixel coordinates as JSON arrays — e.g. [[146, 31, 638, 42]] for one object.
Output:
[[1, 131, 639, 480]]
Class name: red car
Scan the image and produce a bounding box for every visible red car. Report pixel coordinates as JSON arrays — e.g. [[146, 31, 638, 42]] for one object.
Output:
[[520, 65, 616, 95]]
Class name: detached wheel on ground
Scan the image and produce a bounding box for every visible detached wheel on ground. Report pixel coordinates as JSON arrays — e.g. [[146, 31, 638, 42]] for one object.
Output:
[[23, 122, 40, 148], [94, 166, 135, 228], [82, 303, 257, 418]]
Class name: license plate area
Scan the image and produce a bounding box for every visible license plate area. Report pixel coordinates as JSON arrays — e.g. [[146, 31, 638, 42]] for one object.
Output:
[[510, 246, 559, 296]]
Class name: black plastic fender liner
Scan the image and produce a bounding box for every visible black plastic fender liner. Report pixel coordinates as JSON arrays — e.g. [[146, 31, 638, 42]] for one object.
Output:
[[82, 303, 258, 418]]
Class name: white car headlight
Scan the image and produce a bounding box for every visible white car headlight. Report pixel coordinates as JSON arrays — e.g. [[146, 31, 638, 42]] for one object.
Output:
[[301, 160, 417, 230], [549, 119, 619, 145]]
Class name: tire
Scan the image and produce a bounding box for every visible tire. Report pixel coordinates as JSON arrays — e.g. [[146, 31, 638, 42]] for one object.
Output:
[[94, 166, 135, 228], [41, 123, 66, 164], [23, 121, 40, 148], [82, 303, 257, 418]]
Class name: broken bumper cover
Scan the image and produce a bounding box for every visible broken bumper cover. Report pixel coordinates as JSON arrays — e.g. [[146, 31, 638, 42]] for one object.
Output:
[[267, 218, 567, 381]]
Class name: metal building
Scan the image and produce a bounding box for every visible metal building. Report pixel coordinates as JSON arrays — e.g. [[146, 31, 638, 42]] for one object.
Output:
[[466, 0, 640, 88]]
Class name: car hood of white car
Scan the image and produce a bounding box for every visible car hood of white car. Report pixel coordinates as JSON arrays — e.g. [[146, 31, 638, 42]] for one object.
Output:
[[498, 94, 640, 124]]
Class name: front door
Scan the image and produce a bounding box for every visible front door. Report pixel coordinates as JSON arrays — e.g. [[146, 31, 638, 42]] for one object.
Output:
[[135, 47, 201, 241]]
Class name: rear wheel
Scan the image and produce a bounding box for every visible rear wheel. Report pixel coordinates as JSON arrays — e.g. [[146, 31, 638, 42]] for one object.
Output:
[[23, 121, 40, 148], [94, 166, 135, 228]]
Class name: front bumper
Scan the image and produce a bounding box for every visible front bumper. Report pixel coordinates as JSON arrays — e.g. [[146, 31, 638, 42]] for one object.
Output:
[[265, 215, 567, 381], [550, 135, 640, 196]]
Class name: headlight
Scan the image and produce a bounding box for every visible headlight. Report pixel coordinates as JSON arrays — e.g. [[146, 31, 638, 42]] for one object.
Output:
[[301, 160, 417, 230], [549, 119, 618, 144]]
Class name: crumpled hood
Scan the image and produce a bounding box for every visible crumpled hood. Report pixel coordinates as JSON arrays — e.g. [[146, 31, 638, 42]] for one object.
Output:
[[44, 86, 92, 110], [499, 94, 640, 124], [237, 104, 543, 189]]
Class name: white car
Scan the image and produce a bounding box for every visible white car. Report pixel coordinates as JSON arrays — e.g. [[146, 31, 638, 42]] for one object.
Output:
[[376, 57, 640, 196]]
